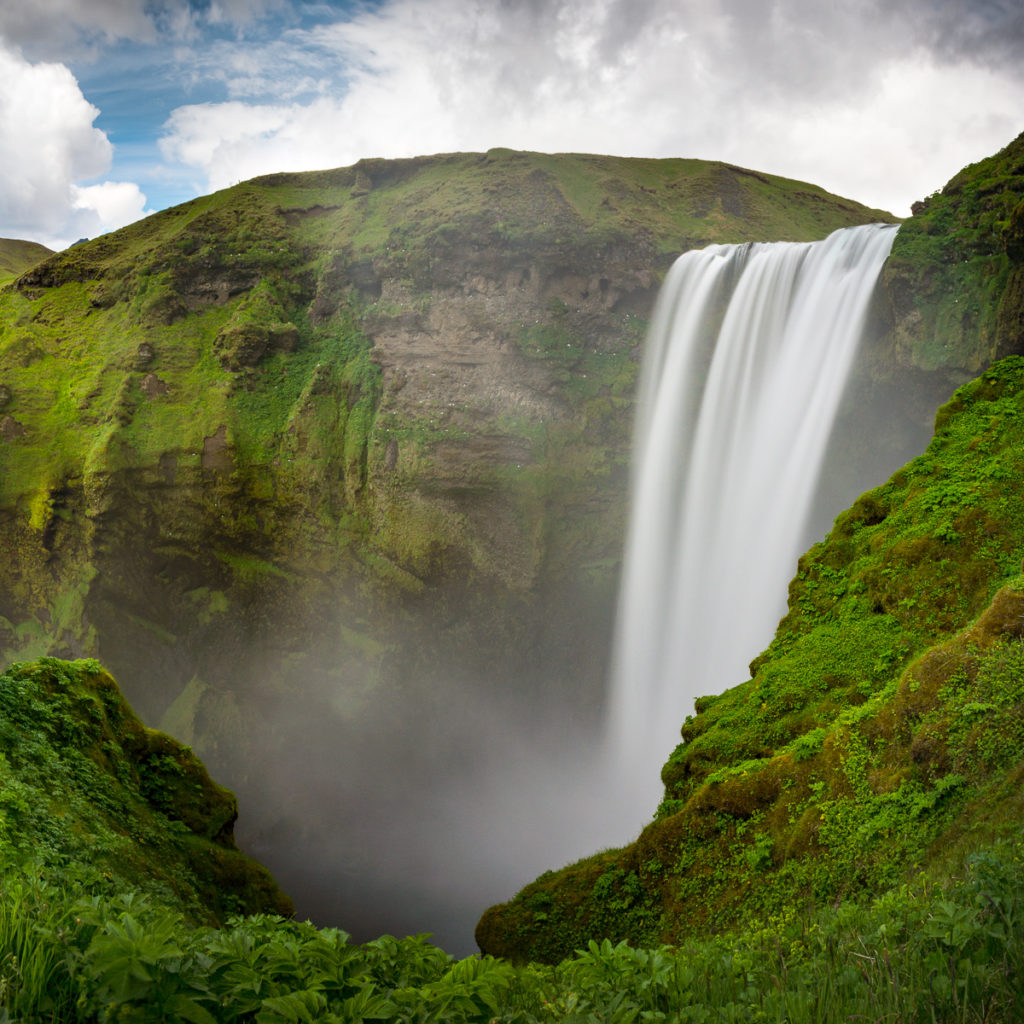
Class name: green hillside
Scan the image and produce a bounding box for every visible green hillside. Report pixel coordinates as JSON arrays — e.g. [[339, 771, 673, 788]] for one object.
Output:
[[0, 238, 52, 285], [0, 657, 290, 921], [0, 660, 1020, 1021], [0, 149, 891, 512]]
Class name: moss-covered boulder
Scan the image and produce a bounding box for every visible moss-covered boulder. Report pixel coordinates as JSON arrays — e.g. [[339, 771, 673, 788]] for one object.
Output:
[[0, 656, 291, 922], [477, 355, 1024, 963]]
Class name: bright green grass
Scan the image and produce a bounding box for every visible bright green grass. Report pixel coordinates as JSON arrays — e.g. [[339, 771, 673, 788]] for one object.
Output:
[[1, 830, 1021, 1022]]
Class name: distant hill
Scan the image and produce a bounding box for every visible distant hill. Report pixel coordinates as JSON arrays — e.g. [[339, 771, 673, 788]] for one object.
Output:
[[0, 238, 53, 283]]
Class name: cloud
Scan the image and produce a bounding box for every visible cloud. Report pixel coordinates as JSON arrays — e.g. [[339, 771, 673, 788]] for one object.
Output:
[[0, 0, 285, 58], [72, 181, 150, 230], [0, 1, 154, 55], [155, 0, 1024, 215], [0, 41, 149, 248]]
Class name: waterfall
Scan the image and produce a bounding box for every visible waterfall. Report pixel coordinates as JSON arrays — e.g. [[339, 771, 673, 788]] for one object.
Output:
[[607, 222, 898, 813]]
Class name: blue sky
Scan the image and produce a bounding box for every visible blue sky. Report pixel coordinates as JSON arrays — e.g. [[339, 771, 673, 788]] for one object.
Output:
[[2, 0, 1023, 249]]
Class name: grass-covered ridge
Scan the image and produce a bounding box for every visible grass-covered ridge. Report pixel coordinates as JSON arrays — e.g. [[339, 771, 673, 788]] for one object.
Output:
[[0, 149, 891, 512], [477, 354, 1024, 963], [0, 658, 290, 923]]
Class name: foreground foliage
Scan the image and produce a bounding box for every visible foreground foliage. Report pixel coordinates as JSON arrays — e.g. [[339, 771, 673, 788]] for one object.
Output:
[[0, 835, 1021, 1023], [0, 658, 290, 924]]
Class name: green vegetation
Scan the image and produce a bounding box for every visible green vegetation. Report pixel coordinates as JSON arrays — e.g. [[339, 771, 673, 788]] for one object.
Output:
[[0, 658, 289, 925], [1, 829, 1021, 1021], [883, 130, 1024, 372], [479, 355, 1024, 962], [0, 653, 1021, 1021], [0, 147, 889, 740], [2, 142, 1024, 1019]]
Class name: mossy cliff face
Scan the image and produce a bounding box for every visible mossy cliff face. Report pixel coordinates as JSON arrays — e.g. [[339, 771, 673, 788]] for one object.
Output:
[[0, 657, 291, 921], [0, 152, 891, 832], [477, 352, 1024, 963], [880, 132, 1024, 379]]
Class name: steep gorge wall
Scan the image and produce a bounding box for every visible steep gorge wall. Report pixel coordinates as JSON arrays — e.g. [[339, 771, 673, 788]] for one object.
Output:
[[0, 150, 892, 738], [0, 150, 898, 938]]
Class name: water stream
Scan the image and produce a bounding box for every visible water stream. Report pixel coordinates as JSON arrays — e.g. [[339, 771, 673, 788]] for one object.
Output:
[[607, 223, 899, 814]]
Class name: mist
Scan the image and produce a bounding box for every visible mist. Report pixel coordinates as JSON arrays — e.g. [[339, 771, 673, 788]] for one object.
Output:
[[218, 637, 637, 955]]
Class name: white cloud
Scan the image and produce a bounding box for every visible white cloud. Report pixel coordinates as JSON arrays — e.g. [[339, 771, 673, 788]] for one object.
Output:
[[0, 41, 149, 248], [155, 0, 1024, 216], [746, 58, 1024, 215], [72, 180, 150, 229]]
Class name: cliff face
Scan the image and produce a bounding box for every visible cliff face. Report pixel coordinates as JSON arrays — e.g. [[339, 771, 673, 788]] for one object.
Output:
[[882, 132, 1024, 378], [0, 152, 889, 826]]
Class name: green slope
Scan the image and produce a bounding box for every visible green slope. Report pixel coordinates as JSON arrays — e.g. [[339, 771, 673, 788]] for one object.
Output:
[[477, 354, 1024, 963], [0, 657, 290, 921], [0, 659, 1020, 1021], [0, 238, 52, 285]]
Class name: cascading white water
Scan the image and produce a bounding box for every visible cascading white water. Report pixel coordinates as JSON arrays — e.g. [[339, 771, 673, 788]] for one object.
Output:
[[607, 222, 898, 814]]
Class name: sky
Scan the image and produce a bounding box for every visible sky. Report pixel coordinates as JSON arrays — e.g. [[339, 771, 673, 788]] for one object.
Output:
[[1, 0, 1022, 250]]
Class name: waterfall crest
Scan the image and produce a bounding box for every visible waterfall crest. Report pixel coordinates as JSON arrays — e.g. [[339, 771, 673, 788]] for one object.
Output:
[[607, 222, 898, 812]]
